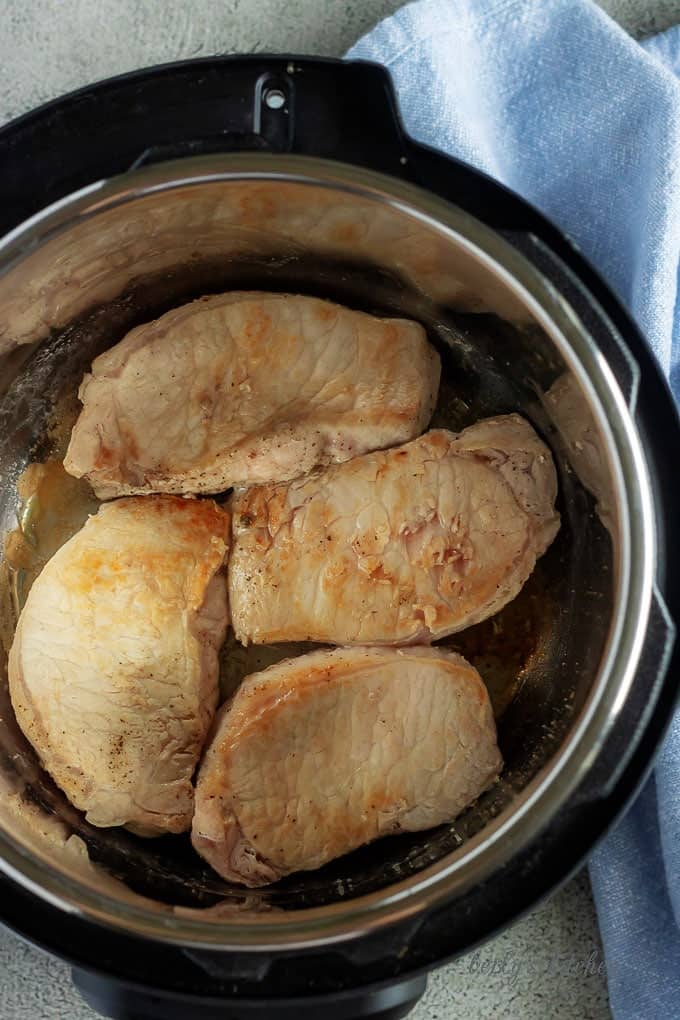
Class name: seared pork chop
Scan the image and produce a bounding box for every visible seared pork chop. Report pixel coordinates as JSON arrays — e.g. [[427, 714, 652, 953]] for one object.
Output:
[[229, 415, 559, 646], [9, 496, 230, 836], [192, 646, 502, 885], [64, 292, 440, 498]]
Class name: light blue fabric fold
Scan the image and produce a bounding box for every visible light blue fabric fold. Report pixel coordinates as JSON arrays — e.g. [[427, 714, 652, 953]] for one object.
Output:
[[347, 5, 680, 1018]]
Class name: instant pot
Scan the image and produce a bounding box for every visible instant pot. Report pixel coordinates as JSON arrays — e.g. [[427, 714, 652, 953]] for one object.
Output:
[[0, 57, 677, 1020]]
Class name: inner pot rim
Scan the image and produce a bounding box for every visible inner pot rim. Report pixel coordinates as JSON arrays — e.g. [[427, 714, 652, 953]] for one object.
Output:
[[0, 154, 654, 950]]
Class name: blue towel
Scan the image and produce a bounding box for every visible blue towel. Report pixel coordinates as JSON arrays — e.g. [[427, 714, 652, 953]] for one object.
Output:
[[347, 5, 680, 1018]]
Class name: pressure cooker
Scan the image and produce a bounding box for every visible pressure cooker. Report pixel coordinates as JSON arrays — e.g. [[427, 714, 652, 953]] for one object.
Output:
[[0, 56, 677, 1020]]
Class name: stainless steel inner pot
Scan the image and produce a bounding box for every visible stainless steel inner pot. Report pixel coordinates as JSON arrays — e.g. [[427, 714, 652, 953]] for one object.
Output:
[[0, 155, 654, 950]]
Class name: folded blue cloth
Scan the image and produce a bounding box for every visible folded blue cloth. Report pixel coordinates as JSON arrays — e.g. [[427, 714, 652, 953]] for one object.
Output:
[[347, 4, 680, 1018]]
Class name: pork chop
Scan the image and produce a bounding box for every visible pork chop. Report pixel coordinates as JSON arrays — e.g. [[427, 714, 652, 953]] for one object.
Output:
[[8, 496, 230, 836], [229, 414, 560, 646], [64, 292, 440, 498], [191, 646, 502, 885]]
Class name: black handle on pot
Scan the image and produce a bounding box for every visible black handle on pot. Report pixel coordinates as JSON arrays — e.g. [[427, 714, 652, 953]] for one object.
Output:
[[0, 55, 416, 234], [72, 967, 426, 1020], [128, 57, 411, 175], [571, 584, 676, 805]]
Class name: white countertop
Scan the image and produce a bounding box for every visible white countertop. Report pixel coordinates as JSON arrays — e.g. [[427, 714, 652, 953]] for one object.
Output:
[[1, 2, 676, 1017]]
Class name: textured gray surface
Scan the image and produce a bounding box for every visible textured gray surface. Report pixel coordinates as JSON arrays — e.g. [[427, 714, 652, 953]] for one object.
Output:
[[0, 872, 608, 1020], [412, 870, 610, 1020], [0, 1, 676, 1018], [0, 0, 679, 125]]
